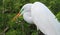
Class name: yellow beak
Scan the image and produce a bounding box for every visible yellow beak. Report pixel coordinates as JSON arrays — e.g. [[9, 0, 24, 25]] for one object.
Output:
[[12, 12, 21, 22]]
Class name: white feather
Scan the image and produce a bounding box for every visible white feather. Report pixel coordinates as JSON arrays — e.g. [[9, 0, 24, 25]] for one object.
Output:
[[20, 2, 60, 35], [31, 2, 60, 35]]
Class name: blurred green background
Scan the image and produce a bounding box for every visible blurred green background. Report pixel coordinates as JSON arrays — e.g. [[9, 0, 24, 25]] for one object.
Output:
[[0, 0, 60, 35]]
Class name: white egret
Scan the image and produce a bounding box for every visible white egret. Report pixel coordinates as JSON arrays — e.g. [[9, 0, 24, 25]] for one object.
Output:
[[12, 2, 60, 35], [31, 2, 60, 35]]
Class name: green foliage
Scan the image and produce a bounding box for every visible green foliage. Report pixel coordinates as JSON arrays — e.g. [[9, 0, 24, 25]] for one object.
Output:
[[56, 12, 60, 21], [0, 0, 60, 35], [6, 29, 17, 35]]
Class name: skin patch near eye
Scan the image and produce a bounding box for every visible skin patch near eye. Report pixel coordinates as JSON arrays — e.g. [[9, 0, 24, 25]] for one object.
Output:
[[20, 8, 24, 13]]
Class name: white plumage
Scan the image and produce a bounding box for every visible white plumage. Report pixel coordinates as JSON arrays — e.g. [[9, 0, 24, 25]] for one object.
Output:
[[20, 2, 60, 35], [20, 3, 33, 24]]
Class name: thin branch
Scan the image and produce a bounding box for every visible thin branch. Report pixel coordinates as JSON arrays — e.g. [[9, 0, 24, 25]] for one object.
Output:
[[0, 27, 9, 35], [3, 26, 9, 33]]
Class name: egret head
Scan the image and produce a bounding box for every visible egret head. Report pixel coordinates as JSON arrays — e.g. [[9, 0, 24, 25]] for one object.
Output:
[[12, 3, 33, 22], [20, 3, 33, 15], [19, 3, 33, 24]]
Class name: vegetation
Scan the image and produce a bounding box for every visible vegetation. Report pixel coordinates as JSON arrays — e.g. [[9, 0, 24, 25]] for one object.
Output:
[[0, 0, 60, 35]]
